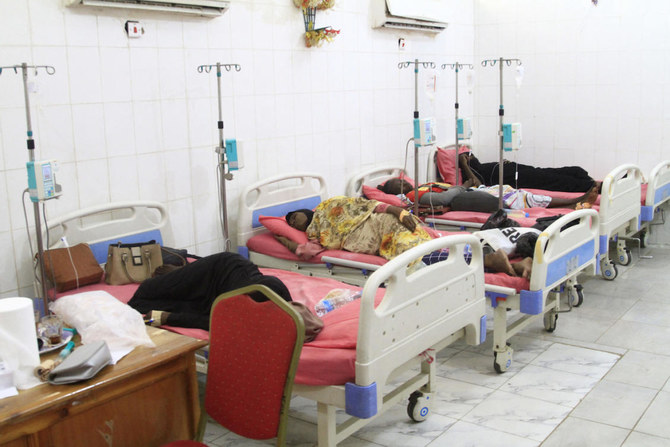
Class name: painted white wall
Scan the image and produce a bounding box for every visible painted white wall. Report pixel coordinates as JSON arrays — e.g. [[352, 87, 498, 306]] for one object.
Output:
[[471, 0, 670, 180], [0, 0, 475, 297]]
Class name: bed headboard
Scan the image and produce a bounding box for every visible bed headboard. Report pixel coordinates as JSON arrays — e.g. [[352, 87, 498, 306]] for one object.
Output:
[[344, 166, 409, 197], [45, 201, 169, 264], [236, 173, 327, 256]]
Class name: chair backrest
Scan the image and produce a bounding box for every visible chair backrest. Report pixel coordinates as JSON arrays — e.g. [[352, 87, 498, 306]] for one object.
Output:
[[201, 285, 304, 445]]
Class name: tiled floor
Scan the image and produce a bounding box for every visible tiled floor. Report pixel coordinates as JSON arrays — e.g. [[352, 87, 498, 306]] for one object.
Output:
[[201, 240, 670, 446]]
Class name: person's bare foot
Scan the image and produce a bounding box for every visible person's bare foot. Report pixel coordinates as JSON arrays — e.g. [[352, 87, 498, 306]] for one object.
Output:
[[512, 257, 533, 279], [573, 184, 600, 209], [484, 249, 516, 276]]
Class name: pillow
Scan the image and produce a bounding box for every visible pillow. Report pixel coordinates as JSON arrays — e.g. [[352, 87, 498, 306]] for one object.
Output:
[[361, 174, 416, 206], [436, 145, 470, 185], [259, 215, 309, 244], [362, 185, 406, 207], [40, 243, 104, 292]]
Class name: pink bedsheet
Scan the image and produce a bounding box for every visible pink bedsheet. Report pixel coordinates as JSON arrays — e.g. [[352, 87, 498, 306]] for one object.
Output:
[[428, 206, 581, 227], [248, 232, 388, 266], [57, 265, 385, 385]]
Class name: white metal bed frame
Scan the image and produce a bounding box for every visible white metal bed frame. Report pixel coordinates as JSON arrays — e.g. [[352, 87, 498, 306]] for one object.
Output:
[[423, 145, 643, 280], [346, 165, 601, 372], [292, 234, 486, 446]]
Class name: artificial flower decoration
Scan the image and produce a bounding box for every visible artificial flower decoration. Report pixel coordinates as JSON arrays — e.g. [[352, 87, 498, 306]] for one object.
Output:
[[293, 0, 339, 47], [305, 27, 340, 47]]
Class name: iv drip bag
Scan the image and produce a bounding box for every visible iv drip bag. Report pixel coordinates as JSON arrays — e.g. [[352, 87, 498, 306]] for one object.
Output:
[[515, 66, 525, 88], [466, 71, 475, 95], [425, 73, 437, 100]]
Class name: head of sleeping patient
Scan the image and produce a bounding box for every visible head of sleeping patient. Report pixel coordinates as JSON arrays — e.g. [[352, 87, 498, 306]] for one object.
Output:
[[285, 209, 315, 232], [379, 178, 413, 196]]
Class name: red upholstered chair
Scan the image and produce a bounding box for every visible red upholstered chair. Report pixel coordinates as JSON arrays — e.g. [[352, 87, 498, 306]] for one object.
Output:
[[161, 285, 305, 447]]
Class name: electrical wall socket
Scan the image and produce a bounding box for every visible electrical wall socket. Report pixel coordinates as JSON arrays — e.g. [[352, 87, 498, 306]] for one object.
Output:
[[125, 20, 144, 38]]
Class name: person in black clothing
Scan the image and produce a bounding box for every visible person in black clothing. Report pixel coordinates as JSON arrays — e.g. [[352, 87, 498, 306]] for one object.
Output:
[[128, 252, 292, 331], [460, 152, 598, 193]]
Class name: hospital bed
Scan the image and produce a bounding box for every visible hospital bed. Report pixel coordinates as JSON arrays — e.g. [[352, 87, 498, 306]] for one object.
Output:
[[42, 201, 487, 446], [238, 172, 392, 286], [347, 165, 601, 372], [638, 160, 670, 246], [423, 145, 643, 280]]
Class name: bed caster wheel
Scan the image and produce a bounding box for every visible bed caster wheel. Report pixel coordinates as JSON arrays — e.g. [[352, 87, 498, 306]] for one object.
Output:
[[544, 311, 558, 332], [617, 247, 632, 266], [600, 260, 618, 281], [407, 391, 432, 422], [493, 345, 513, 374], [568, 284, 584, 307], [640, 230, 648, 248]]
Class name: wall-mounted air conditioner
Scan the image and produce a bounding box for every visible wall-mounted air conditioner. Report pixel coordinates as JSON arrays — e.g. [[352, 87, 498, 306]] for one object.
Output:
[[65, 0, 230, 17], [371, 0, 448, 33]]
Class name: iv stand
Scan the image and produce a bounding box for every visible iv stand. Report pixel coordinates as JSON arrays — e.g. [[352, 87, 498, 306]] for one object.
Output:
[[481, 57, 522, 210], [399, 59, 435, 216], [442, 62, 474, 185], [0, 63, 56, 315], [197, 62, 241, 252]]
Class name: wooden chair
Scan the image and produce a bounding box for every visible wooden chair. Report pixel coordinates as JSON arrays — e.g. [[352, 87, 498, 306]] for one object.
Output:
[[161, 284, 305, 447]]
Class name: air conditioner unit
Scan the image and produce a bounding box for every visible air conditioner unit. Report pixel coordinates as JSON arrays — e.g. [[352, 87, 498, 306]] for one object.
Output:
[[372, 0, 448, 33], [65, 0, 230, 17]]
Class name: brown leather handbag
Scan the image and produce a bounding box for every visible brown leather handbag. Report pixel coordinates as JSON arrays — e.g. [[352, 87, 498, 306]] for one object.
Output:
[[40, 243, 104, 292]]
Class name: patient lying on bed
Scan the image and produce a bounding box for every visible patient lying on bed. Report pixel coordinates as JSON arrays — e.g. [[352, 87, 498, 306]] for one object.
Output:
[[460, 151, 599, 193], [277, 196, 431, 262], [382, 178, 597, 211], [277, 196, 532, 277], [128, 252, 293, 330]]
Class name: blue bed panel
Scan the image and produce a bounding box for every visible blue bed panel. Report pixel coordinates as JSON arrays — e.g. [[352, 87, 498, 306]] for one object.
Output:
[[345, 382, 378, 419], [480, 316, 487, 344], [89, 229, 164, 264], [641, 206, 653, 222], [599, 235, 608, 255], [237, 245, 250, 259], [545, 239, 596, 286], [250, 196, 323, 228], [519, 289, 543, 315]]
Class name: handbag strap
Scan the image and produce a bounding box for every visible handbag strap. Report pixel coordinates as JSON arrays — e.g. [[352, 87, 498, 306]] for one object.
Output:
[[120, 249, 154, 283], [160, 246, 187, 266]]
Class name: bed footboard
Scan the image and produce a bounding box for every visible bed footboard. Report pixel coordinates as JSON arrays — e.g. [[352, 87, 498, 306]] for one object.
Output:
[[293, 234, 486, 446], [487, 209, 599, 373], [598, 164, 643, 279]]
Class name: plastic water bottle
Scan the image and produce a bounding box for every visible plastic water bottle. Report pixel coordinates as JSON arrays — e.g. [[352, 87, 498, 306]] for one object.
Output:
[[314, 289, 362, 317]]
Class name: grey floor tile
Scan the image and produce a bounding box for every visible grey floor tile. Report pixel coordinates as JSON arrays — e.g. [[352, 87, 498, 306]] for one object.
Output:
[[541, 417, 629, 447], [605, 350, 670, 389], [571, 381, 657, 429], [636, 391, 670, 439], [622, 432, 670, 447]]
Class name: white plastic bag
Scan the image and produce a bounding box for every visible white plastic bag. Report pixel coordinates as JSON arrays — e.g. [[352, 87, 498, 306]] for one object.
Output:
[[50, 291, 155, 363]]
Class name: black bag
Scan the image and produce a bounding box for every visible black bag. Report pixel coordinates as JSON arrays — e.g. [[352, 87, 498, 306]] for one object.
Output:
[[531, 214, 578, 232], [160, 246, 188, 266], [480, 209, 520, 230]]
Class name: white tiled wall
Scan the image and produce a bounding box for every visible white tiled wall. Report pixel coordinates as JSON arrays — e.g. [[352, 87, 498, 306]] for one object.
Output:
[[3, 0, 668, 299], [0, 0, 474, 297], [472, 0, 670, 178]]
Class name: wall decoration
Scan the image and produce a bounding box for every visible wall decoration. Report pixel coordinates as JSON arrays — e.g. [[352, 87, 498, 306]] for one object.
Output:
[[293, 0, 340, 47]]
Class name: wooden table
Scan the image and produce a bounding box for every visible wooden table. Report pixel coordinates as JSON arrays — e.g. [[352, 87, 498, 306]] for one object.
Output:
[[0, 327, 208, 447]]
